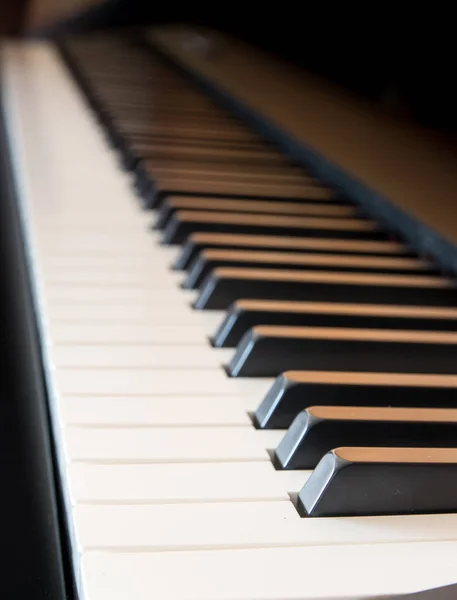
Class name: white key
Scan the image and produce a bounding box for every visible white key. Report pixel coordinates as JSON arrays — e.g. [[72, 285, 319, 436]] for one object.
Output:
[[41, 270, 183, 287], [55, 368, 272, 397], [38, 242, 176, 260], [41, 268, 184, 286], [36, 236, 158, 255], [46, 304, 224, 326], [64, 426, 284, 462], [36, 232, 157, 249], [82, 542, 457, 600], [52, 345, 232, 368], [35, 217, 152, 233], [47, 324, 209, 344], [61, 396, 256, 426], [69, 462, 306, 504], [40, 251, 180, 268], [75, 502, 457, 551], [34, 212, 153, 228], [40, 226, 163, 242], [43, 286, 198, 304]]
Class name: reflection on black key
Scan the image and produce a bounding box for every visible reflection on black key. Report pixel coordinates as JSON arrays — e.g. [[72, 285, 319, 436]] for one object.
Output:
[[116, 122, 262, 143], [275, 406, 457, 469], [145, 167, 317, 202], [212, 300, 457, 347], [162, 211, 384, 245], [156, 196, 358, 229], [146, 180, 335, 209], [255, 371, 457, 429], [194, 268, 456, 310], [143, 161, 308, 181], [184, 249, 431, 289], [227, 325, 457, 377], [130, 143, 288, 167], [298, 447, 457, 517], [175, 234, 409, 271]]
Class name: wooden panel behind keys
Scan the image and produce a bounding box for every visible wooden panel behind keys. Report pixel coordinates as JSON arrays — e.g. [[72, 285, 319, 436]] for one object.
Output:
[[150, 25, 457, 275]]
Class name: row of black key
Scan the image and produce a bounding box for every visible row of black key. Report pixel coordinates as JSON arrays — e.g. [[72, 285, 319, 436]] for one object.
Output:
[[61, 32, 457, 519]]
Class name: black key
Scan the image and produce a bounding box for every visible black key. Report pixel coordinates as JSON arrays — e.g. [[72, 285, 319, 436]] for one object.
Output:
[[163, 211, 385, 245], [108, 111, 240, 127], [114, 121, 262, 142], [144, 169, 314, 201], [255, 371, 457, 429], [298, 447, 457, 517], [126, 141, 284, 170], [131, 143, 287, 166], [184, 249, 432, 289], [212, 300, 457, 347], [194, 268, 456, 310], [143, 162, 313, 183], [138, 160, 314, 199], [226, 325, 457, 377], [145, 179, 335, 209], [174, 234, 409, 271], [156, 196, 357, 229], [127, 133, 267, 154], [275, 406, 457, 469]]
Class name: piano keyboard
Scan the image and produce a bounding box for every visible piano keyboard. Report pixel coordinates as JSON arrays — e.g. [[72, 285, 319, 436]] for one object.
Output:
[[3, 31, 457, 600]]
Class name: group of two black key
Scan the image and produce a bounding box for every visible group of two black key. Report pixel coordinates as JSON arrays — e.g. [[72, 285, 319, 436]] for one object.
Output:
[[61, 33, 457, 518]]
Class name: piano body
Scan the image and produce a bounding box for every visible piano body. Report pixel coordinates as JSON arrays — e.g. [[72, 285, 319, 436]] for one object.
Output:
[[2, 4, 457, 599]]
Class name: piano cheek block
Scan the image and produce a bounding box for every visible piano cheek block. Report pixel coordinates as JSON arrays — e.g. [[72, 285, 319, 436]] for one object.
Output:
[[298, 448, 457, 517]]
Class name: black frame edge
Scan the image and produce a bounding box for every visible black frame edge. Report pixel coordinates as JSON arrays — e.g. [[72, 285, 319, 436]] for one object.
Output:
[[0, 85, 71, 598]]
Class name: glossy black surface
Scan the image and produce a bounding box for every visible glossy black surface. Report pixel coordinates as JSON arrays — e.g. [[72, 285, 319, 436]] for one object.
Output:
[[175, 237, 413, 271], [275, 408, 457, 469], [212, 303, 457, 347], [255, 374, 457, 429], [155, 198, 354, 231], [298, 450, 457, 517], [183, 253, 429, 290], [162, 212, 386, 245], [194, 270, 457, 310], [227, 327, 457, 377]]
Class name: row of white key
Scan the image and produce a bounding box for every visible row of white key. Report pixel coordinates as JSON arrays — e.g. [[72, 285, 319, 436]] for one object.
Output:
[[4, 41, 457, 599]]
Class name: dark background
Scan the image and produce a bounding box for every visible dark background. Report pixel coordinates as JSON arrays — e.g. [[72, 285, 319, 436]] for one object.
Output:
[[0, 0, 457, 135], [38, 4, 457, 134], [1, 3, 454, 134]]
